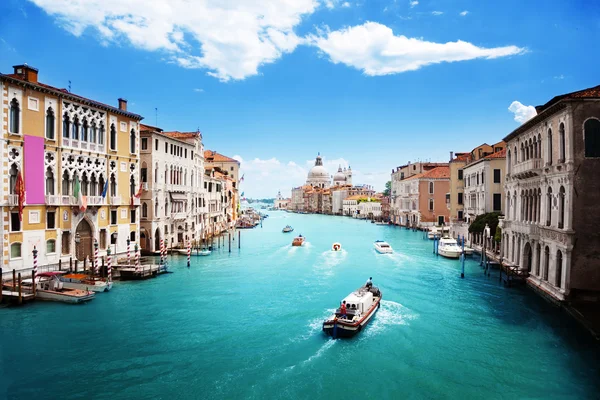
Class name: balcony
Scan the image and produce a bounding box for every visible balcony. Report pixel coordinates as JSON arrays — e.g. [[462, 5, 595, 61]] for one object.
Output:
[[110, 195, 122, 205], [62, 138, 105, 153], [131, 197, 141, 206], [172, 212, 187, 221], [87, 196, 105, 206], [8, 194, 18, 206], [45, 195, 62, 206], [142, 182, 149, 191], [510, 158, 543, 179], [504, 220, 540, 237]]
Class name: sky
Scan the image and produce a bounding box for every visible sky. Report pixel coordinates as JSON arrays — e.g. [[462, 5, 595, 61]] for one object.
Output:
[[1, 0, 599, 198]]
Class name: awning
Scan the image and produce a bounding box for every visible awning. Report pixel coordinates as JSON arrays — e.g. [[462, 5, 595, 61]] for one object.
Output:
[[170, 192, 188, 201]]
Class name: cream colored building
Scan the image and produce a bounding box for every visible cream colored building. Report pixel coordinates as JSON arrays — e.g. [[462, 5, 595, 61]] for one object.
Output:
[[463, 149, 506, 223]]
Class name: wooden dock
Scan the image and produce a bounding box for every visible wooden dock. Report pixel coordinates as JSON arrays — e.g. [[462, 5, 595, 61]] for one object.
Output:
[[472, 244, 528, 286], [113, 264, 169, 281]]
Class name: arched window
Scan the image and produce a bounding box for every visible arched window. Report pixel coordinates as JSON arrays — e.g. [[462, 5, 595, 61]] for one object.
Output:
[[130, 175, 136, 196], [62, 171, 70, 195], [46, 239, 56, 254], [547, 128, 553, 165], [46, 107, 55, 139], [558, 186, 565, 229], [556, 250, 563, 288], [513, 146, 518, 164], [584, 118, 600, 158], [533, 137, 538, 158], [546, 187, 553, 226], [155, 163, 159, 183], [535, 243, 541, 276], [538, 134, 542, 159], [90, 173, 98, 196], [81, 118, 89, 142], [45, 167, 55, 195], [165, 164, 168, 184], [521, 143, 525, 162], [110, 173, 117, 196], [429, 181, 434, 194], [529, 138, 533, 160], [98, 175, 105, 196], [9, 98, 20, 134], [165, 200, 169, 217], [525, 141, 529, 160], [9, 163, 18, 195], [98, 122, 105, 145], [142, 202, 148, 218], [110, 123, 117, 151], [543, 246, 550, 281], [10, 243, 22, 259], [559, 123, 565, 162], [130, 129, 136, 154], [81, 173, 89, 195], [90, 122, 97, 143], [507, 150, 511, 173], [72, 116, 79, 140], [155, 199, 159, 216], [63, 113, 70, 138]]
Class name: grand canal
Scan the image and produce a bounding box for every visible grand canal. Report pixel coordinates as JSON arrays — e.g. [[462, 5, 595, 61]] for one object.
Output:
[[1, 210, 599, 399]]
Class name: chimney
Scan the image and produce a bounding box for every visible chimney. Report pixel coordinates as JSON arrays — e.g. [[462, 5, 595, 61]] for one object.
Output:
[[118, 98, 128, 111], [450, 151, 454, 161], [13, 64, 39, 83]]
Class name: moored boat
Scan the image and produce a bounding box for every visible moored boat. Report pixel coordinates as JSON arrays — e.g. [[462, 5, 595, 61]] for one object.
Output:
[[427, 227, 439, 240], [374, 240, 393, 254], [34, 272, 95, 303], [322, 285, 382, 338], [332, 242, 342, 251], [463, 246, 474, 256], [292, 236, 305, 246], [60, 273, 112, 292], [192, 248, 211, 256], [438, 237, 463, 259], [282, 225, 294, 233]]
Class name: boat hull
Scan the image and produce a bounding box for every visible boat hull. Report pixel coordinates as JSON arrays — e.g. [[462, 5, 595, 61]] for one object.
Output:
[[36, 289, 95, 303], [61, 280, 112, 292], [374, 246, 393, 254], [323, 298, 381, 338], [438, 249, 462, 259]]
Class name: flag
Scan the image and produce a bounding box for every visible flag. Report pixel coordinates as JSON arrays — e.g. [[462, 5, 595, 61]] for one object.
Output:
[[239, 174, 244, 183], [73, 175, 87, 212], [135, 183, 143, 198], [101, 179, 109, 198], [241, 192, 245, 197], [15, 172, 25, 221]]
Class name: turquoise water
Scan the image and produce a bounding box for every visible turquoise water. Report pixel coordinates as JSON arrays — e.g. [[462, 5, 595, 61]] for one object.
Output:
[[1, 211, 599, 399]]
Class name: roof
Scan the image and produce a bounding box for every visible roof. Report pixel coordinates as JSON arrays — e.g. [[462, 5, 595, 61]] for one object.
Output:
[[163, 131, 200, 140], [345, 195, 368, 200], [204, 150, 239, 164], [1, 72, 143, 120], [504, 84, 600, 142], [484, 148, 506, 159], [421, 166, 450, 179], [451, 153, 471, 163]]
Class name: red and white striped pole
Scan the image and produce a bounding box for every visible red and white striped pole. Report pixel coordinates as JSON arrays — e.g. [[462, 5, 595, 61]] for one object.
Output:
[[94, 240, 99, 276], [32, 246, 38, 276], [135, 244, 140, 272], [127, 238, 131, 266], [187, 238, 191, 268], [107, 248, 112, 282], [160, 238, 164, 266]]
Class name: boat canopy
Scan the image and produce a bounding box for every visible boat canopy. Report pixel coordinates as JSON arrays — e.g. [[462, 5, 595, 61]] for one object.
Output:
[[37, 271, 66, 277], [343, 290, 374, 313]]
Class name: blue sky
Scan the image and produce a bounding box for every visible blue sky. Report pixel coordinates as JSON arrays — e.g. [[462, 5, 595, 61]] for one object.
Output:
[[1, 0, 598, 197]]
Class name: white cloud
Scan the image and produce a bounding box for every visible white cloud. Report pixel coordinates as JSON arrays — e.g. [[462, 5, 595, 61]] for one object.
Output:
[[28, 0, 318, 82], [431, 11, 443, 16], [554, 74, 565, 80], [508, 101, 537, 124], [342, 2, 351, 7], [193, 88, 204, 93], [410, 1, 418, 8], [308, 22, 526, 76], [459, 10, 469, 16]]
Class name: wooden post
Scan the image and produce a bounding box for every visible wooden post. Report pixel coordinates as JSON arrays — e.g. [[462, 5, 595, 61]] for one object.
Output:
[[70, 257, 73, 272], [0, 267, 3, 303], [75, 260, 78, 273], [32, 269, 36, 296], [83, 257, 87, 272], [12, 269, 16, 288], [102, 256, 105, 278], [238, 230, 241, 249], [17, 273, 22, 304], [58, 259, 62, 271], [229, 233, 231, 253]]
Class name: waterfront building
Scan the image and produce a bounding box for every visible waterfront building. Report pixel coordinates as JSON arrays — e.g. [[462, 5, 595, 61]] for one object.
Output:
[[356, 198, 382, 220], [332, 185, 375, 215], [274, 190, 290, 209], [204, 167, 233, 237], [342, 195, 363, 217], [1, 64, 143, 272], [139, 124, 204, 252], [463, 147, 506, 223], [448, 152, 470, 226], [204, 150, 240, 221], [390, 162, 447, 225], [393, 166, 450, 228], [501, 84, 600, 302]]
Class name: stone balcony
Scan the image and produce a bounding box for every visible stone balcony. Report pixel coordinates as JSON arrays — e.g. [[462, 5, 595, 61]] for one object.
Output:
[[8, 194, 18, 206], [111, 195, 122, 205], [510, 158, 543, 179], [503, 220, 540, 238]]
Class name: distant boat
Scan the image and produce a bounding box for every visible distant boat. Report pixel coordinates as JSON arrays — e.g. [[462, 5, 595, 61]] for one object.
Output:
[[374, 240, 393, 254], [292, 236, 305, 247], [322, 285, 382, 338], [332, 242, 342, 251], [282, 225, 294, 233]]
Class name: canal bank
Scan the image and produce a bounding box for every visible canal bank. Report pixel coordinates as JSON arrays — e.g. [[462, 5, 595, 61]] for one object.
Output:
[[1, 211, 599, 399]]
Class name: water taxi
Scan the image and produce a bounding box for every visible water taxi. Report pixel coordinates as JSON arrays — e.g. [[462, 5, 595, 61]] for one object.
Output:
[[282, 225, 294, 233], [60, 273, 112, 292], [292, 236, 305, 246], [322, 285, 382, 338], [438, 237, 463, 259], [34, 272, 95, 303], [374, 240, 393, 254], [332, 242, 342, 251]]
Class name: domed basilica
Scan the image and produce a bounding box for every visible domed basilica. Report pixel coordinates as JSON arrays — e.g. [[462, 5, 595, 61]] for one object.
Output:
[[306, 153, 352, 188]]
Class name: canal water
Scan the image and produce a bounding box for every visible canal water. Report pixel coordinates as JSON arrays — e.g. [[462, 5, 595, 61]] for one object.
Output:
[[1, 211, 599, 399]]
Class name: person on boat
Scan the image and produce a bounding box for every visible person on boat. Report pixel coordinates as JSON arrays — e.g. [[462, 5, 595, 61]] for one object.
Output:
[[340, 300, 347, 319], [365, 277, 373, 288]]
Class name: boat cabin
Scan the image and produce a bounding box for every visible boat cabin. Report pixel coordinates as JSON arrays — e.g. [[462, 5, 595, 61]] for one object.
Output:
[[336, 288, 375, 318]]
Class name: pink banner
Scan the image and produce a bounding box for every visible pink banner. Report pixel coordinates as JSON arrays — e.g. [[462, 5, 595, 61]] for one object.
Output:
[[24, 135, 45, 205]]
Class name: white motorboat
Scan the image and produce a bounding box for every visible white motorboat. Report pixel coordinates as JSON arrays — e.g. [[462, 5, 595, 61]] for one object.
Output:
[[193, 249, 211, 256], [374, 240, 393, 254], [427, 227, 439, 240], [438, 237, 463, 259], [60, 273, 112, 292], [282, 225, 294, 233], [34, 272, 95, 303], [323, 285, 382, 338]]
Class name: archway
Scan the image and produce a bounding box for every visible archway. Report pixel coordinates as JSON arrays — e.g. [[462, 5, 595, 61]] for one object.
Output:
[[154, 228, 161, 252], [75, 218, 93, 261], [523, 242, 532, 272]]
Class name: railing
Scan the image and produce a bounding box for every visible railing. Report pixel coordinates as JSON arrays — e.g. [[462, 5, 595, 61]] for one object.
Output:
[[507, 220, 540, 236], [87, 196, 105, 206], [8, 194, 19, 206], [511, 158, 542, 179], [132, 197, 140, 206], [111, 195, 122, 205], [62, 138, 105, 153], [45, 195, 62, 205], [172, 212, 187, 220]]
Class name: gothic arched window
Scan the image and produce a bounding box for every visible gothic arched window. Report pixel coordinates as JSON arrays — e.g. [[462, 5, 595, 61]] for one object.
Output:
[[9, 98, 20, 134], [45, 167, 55, 195], [584, 118, 600, 158], [46, 107, 55, 139]]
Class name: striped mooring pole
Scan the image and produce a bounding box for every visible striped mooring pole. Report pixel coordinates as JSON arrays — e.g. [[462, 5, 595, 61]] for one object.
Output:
[[127, 238, 131, 266], [160, 238, 164, 266], [94, 240, 99, 276], [187, 238, 191, 268], [32, 246, 38, 276], [107, 248, 112, 282], [135, 244, 140, 272]]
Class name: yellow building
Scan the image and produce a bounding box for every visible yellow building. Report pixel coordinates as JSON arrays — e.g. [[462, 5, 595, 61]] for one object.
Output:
[[1, 64, 143, 273], [204, 150, 240, 221]]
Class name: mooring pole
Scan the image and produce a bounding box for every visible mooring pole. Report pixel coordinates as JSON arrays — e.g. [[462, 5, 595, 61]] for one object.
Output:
[[69, 257, 73, 272], [12, 269, 16, 288], [238, 230, 241, 249], [32, 269, 36, 296], [461, 237, 465, 279], [229, 233, 231, 253], [58, 259, 62, 272], [17, 273, 22, 304], [0, 267, 3, 303]]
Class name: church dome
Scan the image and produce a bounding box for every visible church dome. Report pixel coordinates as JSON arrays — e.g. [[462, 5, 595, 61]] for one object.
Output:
[[333, 165, 346, 183], [306, 154, 330, 187]]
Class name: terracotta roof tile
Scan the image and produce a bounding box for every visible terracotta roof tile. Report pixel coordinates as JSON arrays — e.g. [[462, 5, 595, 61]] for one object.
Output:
[[204, 150, 239, 163], [163, 131, 199, 139], [484, 148, 506, 159], [421, 166, 450, 179]]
